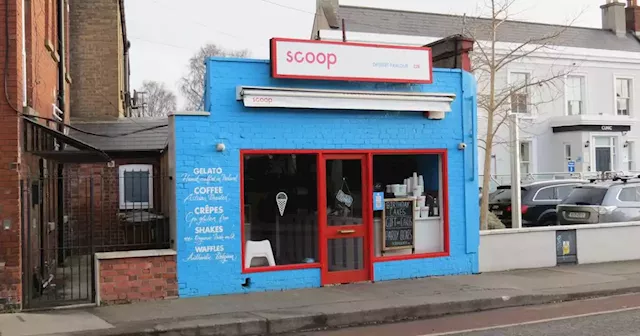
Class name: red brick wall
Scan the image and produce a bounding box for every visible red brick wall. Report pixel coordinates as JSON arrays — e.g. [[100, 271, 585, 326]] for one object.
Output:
[[0, 0, 25, 312], [98, 255, 177, 305], [1, 0, 69, 311], [64, 158, 164, 251]]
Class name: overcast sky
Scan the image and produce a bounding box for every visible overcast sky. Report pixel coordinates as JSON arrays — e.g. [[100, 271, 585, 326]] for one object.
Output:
[[124, 0, 606, 108]]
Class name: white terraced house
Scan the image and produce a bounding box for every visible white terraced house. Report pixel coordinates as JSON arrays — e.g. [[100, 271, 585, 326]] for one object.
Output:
[[312, 0, 640, 186]]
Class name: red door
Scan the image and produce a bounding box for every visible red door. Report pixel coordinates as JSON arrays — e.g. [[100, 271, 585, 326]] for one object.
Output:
[[320, 154, 370, 285]]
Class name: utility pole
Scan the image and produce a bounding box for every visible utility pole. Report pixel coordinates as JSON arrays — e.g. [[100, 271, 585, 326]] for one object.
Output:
[[510, 113, 522, 229]]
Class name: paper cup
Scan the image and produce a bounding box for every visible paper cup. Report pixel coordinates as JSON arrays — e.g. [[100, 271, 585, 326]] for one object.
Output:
[[421, 206, 429, 218], [419, 196, 426, 208]]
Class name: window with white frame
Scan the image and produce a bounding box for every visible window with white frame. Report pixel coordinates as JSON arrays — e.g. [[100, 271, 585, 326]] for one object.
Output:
[[616, 78, 632, 116], [625, 141, 635, 171], [119, 164, 153, 210], [520, 141, 532, 174], [510, 72, 530, 114], [565, 144, 572, 161], [566, 76, 584, 115]]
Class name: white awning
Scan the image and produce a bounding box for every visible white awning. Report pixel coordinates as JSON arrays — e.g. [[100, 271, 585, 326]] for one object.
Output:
[[236, 86, 456, 120]]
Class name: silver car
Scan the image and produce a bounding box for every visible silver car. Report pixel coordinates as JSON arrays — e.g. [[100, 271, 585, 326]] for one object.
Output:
[[557, 179, 640, 225]]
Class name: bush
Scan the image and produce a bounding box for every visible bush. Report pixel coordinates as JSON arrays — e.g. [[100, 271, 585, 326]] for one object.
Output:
[[484, 211, 506, 230]]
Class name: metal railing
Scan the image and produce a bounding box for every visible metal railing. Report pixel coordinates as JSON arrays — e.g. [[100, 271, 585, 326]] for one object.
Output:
[[480, 172, 587, 192], [20, 171, 172, 309]]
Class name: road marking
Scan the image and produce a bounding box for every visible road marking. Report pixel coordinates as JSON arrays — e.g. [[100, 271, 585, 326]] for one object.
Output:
[[419, 306, 640, 336]]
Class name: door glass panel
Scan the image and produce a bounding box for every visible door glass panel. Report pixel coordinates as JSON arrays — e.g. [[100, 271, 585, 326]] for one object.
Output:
[[326, 159, 363, 227], [595, 148, 612, 172], [328, 237, 364, 271], [595, 137, 610, 147]]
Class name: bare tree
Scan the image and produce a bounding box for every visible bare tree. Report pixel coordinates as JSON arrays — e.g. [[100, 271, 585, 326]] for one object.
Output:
[[133, 80, 177, 117], [467, 0, 579, 230], [179, 44, 250, 110]]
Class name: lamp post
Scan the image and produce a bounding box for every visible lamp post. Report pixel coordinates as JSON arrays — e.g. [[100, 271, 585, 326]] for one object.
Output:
[[510, 113, 522, 229]]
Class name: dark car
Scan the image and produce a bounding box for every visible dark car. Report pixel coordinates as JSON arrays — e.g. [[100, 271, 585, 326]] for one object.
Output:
[[488, 180, 588, 228], [557, 178, 640, 225]]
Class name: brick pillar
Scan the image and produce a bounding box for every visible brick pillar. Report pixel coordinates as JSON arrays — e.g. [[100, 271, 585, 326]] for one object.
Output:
[[0, 0, 25, 311]]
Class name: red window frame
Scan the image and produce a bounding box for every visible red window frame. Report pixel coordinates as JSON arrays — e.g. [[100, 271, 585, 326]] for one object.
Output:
[[369, 150, 451, 263], [240, 149, 451, 274]]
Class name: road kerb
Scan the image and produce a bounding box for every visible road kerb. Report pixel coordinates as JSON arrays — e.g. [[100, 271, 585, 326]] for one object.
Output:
[[40, 285, 640, 336]]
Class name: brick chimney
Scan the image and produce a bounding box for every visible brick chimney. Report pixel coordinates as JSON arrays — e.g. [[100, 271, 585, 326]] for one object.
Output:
[[425, 35, 475, 72], [602, 0, 627, 37], [627, 0, 640, 35]]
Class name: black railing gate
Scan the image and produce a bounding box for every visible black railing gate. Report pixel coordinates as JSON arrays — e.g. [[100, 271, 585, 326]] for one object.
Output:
[[20, 166, 171, 309], [21, 173, 95, 309]]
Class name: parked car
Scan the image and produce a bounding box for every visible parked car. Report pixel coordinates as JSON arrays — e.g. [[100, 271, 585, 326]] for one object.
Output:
[[488, 180, 588, 228], [557, 178, 640, 225]]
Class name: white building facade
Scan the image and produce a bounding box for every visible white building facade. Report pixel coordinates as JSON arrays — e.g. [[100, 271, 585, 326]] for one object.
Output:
[[311, 0, 640, 182]]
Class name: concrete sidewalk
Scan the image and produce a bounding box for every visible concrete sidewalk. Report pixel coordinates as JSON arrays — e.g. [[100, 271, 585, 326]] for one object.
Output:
[[4, 261, 640, 336]]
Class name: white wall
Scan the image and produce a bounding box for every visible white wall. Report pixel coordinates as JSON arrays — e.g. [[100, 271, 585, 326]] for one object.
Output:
[[479, 229, 557, 272], [577, 223, 640, 264], [480, 222, 640, 273]]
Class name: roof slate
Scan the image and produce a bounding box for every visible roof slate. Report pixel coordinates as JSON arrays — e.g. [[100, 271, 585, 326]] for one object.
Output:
[[337, 6, 640, 52], [68, 118, 168, 152]]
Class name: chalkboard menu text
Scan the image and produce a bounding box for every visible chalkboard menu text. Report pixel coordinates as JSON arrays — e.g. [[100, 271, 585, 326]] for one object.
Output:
[[382, 198, 415, 251]]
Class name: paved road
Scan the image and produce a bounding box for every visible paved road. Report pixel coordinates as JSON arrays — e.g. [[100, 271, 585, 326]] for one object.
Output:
[[293, 293, 640, 336]]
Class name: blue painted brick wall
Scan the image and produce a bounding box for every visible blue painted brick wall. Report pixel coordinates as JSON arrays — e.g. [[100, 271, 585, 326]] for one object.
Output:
[[173, 58, 479, 298]]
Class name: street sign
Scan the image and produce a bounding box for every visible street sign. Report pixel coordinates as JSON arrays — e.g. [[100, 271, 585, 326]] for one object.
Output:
[[568, 161, 575, 173]]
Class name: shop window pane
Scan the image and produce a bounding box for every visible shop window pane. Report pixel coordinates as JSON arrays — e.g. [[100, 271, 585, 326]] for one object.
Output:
[[243, 154, 318, 267], [326, 159, 363, 224], [372, 154, 445, 257]]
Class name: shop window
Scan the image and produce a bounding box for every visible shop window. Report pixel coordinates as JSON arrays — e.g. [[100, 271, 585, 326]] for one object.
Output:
[[119, 164, 153, 210], [372, 154, 446, 257], [616, 78, 632, 116], [242, 154, 318, 268]]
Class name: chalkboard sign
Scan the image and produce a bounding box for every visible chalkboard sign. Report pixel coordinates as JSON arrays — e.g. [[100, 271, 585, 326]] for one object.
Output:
[[382, 198, 415, 251]]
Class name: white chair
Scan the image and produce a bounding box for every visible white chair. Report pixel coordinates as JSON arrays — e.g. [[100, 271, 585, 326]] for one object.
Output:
[[245, 240, 276, 267]]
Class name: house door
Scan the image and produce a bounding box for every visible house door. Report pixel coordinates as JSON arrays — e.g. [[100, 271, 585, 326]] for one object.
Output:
[[595, 148, 611, 172], [594, 136, 616, 172], [322, 154, 370, 285]]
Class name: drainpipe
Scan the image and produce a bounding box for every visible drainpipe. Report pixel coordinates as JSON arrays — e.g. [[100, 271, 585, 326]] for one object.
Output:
[[56, 0, 65, 265], [119, 0, 131, 117], [22, 0, 26, 106]]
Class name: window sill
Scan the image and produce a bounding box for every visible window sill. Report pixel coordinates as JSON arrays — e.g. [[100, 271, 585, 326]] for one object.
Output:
[[65, 73, 72, 84], [373, 251, 449, 262], [242, 262, 321, 274], [95, 249, 176, 260]]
